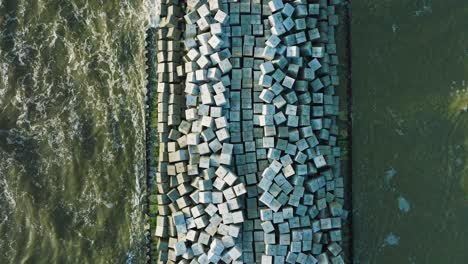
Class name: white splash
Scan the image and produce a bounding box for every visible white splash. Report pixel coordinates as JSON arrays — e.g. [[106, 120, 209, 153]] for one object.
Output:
[[385, 167, 397, 183], [0, 176, 17, 208], [398, 196, 411, 213], [414, 0, 433, 17], [385, 233, 400, 246], [145, 0, 161, 28]]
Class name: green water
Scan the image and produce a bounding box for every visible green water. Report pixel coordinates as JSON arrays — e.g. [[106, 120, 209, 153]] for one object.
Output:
[[352, 0, 468, 262], [0, 1, 148, 263]]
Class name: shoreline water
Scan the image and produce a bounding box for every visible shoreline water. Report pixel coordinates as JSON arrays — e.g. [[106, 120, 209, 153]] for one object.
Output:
[[0, 1, 148, 262]]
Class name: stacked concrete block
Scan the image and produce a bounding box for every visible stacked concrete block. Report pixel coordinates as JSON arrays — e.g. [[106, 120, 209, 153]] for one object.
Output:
[[155, 0, 250, 263], [254, 0, 346, 262], [152, 1, 187, 263], [152, 0, 347, 263], [227, 0, 275, 262]]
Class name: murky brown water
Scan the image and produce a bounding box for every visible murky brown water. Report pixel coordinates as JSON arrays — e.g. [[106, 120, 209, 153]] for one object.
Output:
[[352, 0, 468, 263]]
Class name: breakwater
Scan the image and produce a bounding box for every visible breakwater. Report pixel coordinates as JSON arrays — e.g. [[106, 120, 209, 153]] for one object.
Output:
[[147, 0, 350, 263]]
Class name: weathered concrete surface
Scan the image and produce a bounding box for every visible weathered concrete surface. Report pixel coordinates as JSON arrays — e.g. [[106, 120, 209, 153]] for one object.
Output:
[[352, 0, 468, 263]]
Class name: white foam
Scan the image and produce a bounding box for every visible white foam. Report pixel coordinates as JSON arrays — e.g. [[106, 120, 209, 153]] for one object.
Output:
[[398, 196, 411, 213], [385, 233, 400, 246]]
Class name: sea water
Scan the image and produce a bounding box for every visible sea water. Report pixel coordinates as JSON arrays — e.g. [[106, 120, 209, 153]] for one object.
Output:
[[0, 1, 148, 262]]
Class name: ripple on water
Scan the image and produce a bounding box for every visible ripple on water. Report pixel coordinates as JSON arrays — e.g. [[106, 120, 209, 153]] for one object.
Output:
[[0, 0, 149, 262]]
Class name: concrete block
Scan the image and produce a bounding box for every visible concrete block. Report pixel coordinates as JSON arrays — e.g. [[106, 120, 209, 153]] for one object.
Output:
[[268, 0, 284, 12], [187, 48, 201, 62], [185, 10, 201, 24], [260, 209, 273, 221], [214, 10, 228, 24], [199, 126, 214, 141], [215, 128, 230, 142], [227, 225, 240, 238], [224, 171, 238, 186], [227, 245, 242, 260], [308, 3, 320, 15], [286, 65, 300, 79], [218, 58, 232, 74], [262, 46, 276, 60], [315, 196, 327, 211], [283, 17, 295, 31], [210, 22, 223, 35], [268, 82, 283, 96], [260, 62, 275, 75], [264, 232, 276, 245], [266, 34, 281, 48], [187, 133, 201, 146], [223, 188, 236, 200], [317, 253, 330, 264], [279, 233, 290, 246], [259, 74, 273, 87], [269, 12, 283, 26], [330, 255, 344, 264], [208, 138, 222, 152], [261, 105, 275, 117], [280, 164, 293, 178], [261, 221, 275, 233], [312, 46, 325, 58], [232, 210, 245, 224], [212, 81, 225, 95], [286, 46, 299, 58], [281, 3, 294, 16], [197, 55, 211, 69], [272, 111, 286, 125], [259, 89, 275, 104], [199, 42, 215, 57], [208, 35, 224, 50], [213, 93, 227, 106], [210, 190, 223, 204], [293, 18, 306, 31], [196, 21, 211, 35], [330, 230, 342, 242], [281, 105, 297, 117], [281, 76, 295, 90], [174, 241, 187, 256], [313, 155, 327, 169], [272, 69, 286, 82], [207, 67, 222, 81], [207, 106, 221, 118], [196, 3, 210, 17], [233, 183, 247, 196], [262, 255, 274, 264]]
